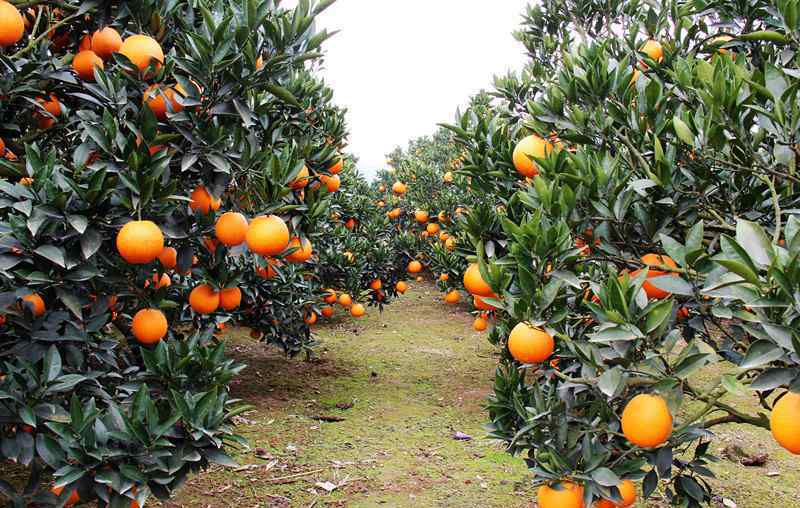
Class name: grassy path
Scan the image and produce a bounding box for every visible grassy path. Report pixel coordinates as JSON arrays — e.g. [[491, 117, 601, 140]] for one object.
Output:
[[162, 283, 534, 507], [160, 282, 800, 508]]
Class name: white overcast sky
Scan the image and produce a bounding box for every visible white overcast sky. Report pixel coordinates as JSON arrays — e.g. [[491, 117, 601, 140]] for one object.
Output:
[[290, 0, 531, 179]]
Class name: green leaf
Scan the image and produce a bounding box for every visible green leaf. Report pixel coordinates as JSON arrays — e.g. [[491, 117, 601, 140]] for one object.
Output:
[[592, 467, 621, 487], [736, 219, 772, 266], [739, 340, 785, 369], [598, 367, 623, 398], [672, 117, 694, 145], [34, 245, 66, 268]]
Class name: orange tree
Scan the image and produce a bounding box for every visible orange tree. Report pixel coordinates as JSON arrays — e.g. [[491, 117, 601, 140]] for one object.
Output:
[[442, 0, 800, 506], [0, 0, 351, 506]]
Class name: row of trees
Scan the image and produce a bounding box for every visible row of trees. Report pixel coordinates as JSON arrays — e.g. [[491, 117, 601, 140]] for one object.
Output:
[[381, 0, 800, 506], [0, 1, 412, 506]]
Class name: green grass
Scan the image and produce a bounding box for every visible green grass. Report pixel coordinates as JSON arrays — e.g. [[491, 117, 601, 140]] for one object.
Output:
[[151, 282, 798, 507]]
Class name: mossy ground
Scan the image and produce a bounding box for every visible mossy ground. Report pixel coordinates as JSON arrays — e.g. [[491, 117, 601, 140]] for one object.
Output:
[[153, 282, 798, 507]]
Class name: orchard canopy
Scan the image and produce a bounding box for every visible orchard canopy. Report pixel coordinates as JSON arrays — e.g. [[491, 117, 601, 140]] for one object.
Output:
[[0, 0, 798, 507]]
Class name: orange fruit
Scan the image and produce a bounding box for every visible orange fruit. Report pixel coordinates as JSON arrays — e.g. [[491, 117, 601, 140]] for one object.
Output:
[[189, 185, 217, 214], [116, 220, 164, 264], [247, 215, 290, 256], [370, 279, 382, 290], [22, 293, 45, 317], [474, 295, 498, 311], [445, 237, 456, 251], [537, 482, 584, 508], [91, 27, 123, 59], [321, 306, 334, 318], [640, 39, 663, 62], [513, 134, 553, 178], [220, 287, 242, 311], [463, 263, 494, 297], [256, 257, 281, 279], [189, 284, 220, 314], [329, 158, 344, 174], [345, 218, 357, 229], [321, 174, 341, 193], [323, 288, 338, 304], [770, 391, 800, 454], [508, 323, 554, 363], [286, 237, 313, 263], [350, 303, 366, 317], [255, 55, 263, 70], [338, 293, 353, 307], [439, 274, 449, 282], [131, 308, 168, 345], [202, 236, 219, 253], [157, 247, 177, 270], [150, 272, 171, 288], [304, 312, 318, 325], [36, 95, 61, 129], [387, 208, 401, 220], [73, 50, 104, 81], [119, 34, 164, 74], [473, 317, 488, 332], [596, 479, 637, 508], [392, 181, 406, 194], [51, 486, 80, 507], [621, 394, 673, 448], [443, 171, 453, 183], [415, 210, 429, 223], [0, 1, 24, 47], [426, 223, 440, 235], [290, 165, 310, 190], [407, 260, 422, 274], [396, 281, 408, 294], [415, 276, 424, 282], [215, 212, 249, 246], [444, 290, 460, 304], [144, 84, 185, 120], [636, 253, 679, 299]]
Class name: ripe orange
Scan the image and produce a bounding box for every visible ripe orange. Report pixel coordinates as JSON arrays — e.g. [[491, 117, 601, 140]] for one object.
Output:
[[246, 215, 290, 256], [370, 279, 382, 290], [51, 486, 80, 507], [202, 236, 219, 253], [537, 482, 584, 508], [321, 306, 334, 318], [392, 181, 406, 195], [215, 212, 249, 246], [463, 263, 494, 297], [445, 237, 456, 251], [290, 165, 310, 189], [220, 287, 242, 311], [596, 479, 637, 508], [415, 276, 424, 282], [36, 95, 61, 129], [396, 281, 408, 294], [508, 323, 554, 363], [73, 50, 104, 81], [149, 272, 171, 289], [350, 303, 366, 317], [116, 220, 164, 264], [256, 257, 281, 279], [474, 295, 498, 311], [119, 34, 164, 74], [323, 288, 338, 304], [157, 247, 177, 270], [321, 174, 341, 192], [189, 185, 218, 214], [407, 260, 422, 274], [444, 290, 460, 304], [345, 218, 357, 229], [144, 84, 185, 120], [189, 284, 220, 314], [286, 237, 313, 263], [415, 210, 429, 223], [636, 253, 679, 299], [22, 293, 45, 317], [338, 293, 352, 307], [91, 27, 122, 59], [0, 1, 24, 47], [473, 317, 488, 332], [80, 35, 93, 52], [770, 391, 800, 454], [437, 211, 447, 222], [131, 308, 168, 345], [443, 171, 453, 183], [329, 158, 344, 174], [439, 274, 449, 282], [621, 394, 673, 448], [304, 312, 318, 325], [640, 39, 663, 62], [426, 223, 440, 235], [513, 134, 553, 178]]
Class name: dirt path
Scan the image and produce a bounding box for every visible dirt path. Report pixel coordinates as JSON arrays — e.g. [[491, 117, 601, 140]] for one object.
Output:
[[162, 282, 535, 507]]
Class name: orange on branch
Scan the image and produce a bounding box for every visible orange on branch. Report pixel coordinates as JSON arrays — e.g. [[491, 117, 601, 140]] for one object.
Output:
[[621, 394, 673, 448], [189, 284, 220, 314], [131, 308, 167, 345], [116, 220, 164, 264], [508, 323, 554, 363], [246, 215, 290, 256], [215, 212, 249, 246]]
